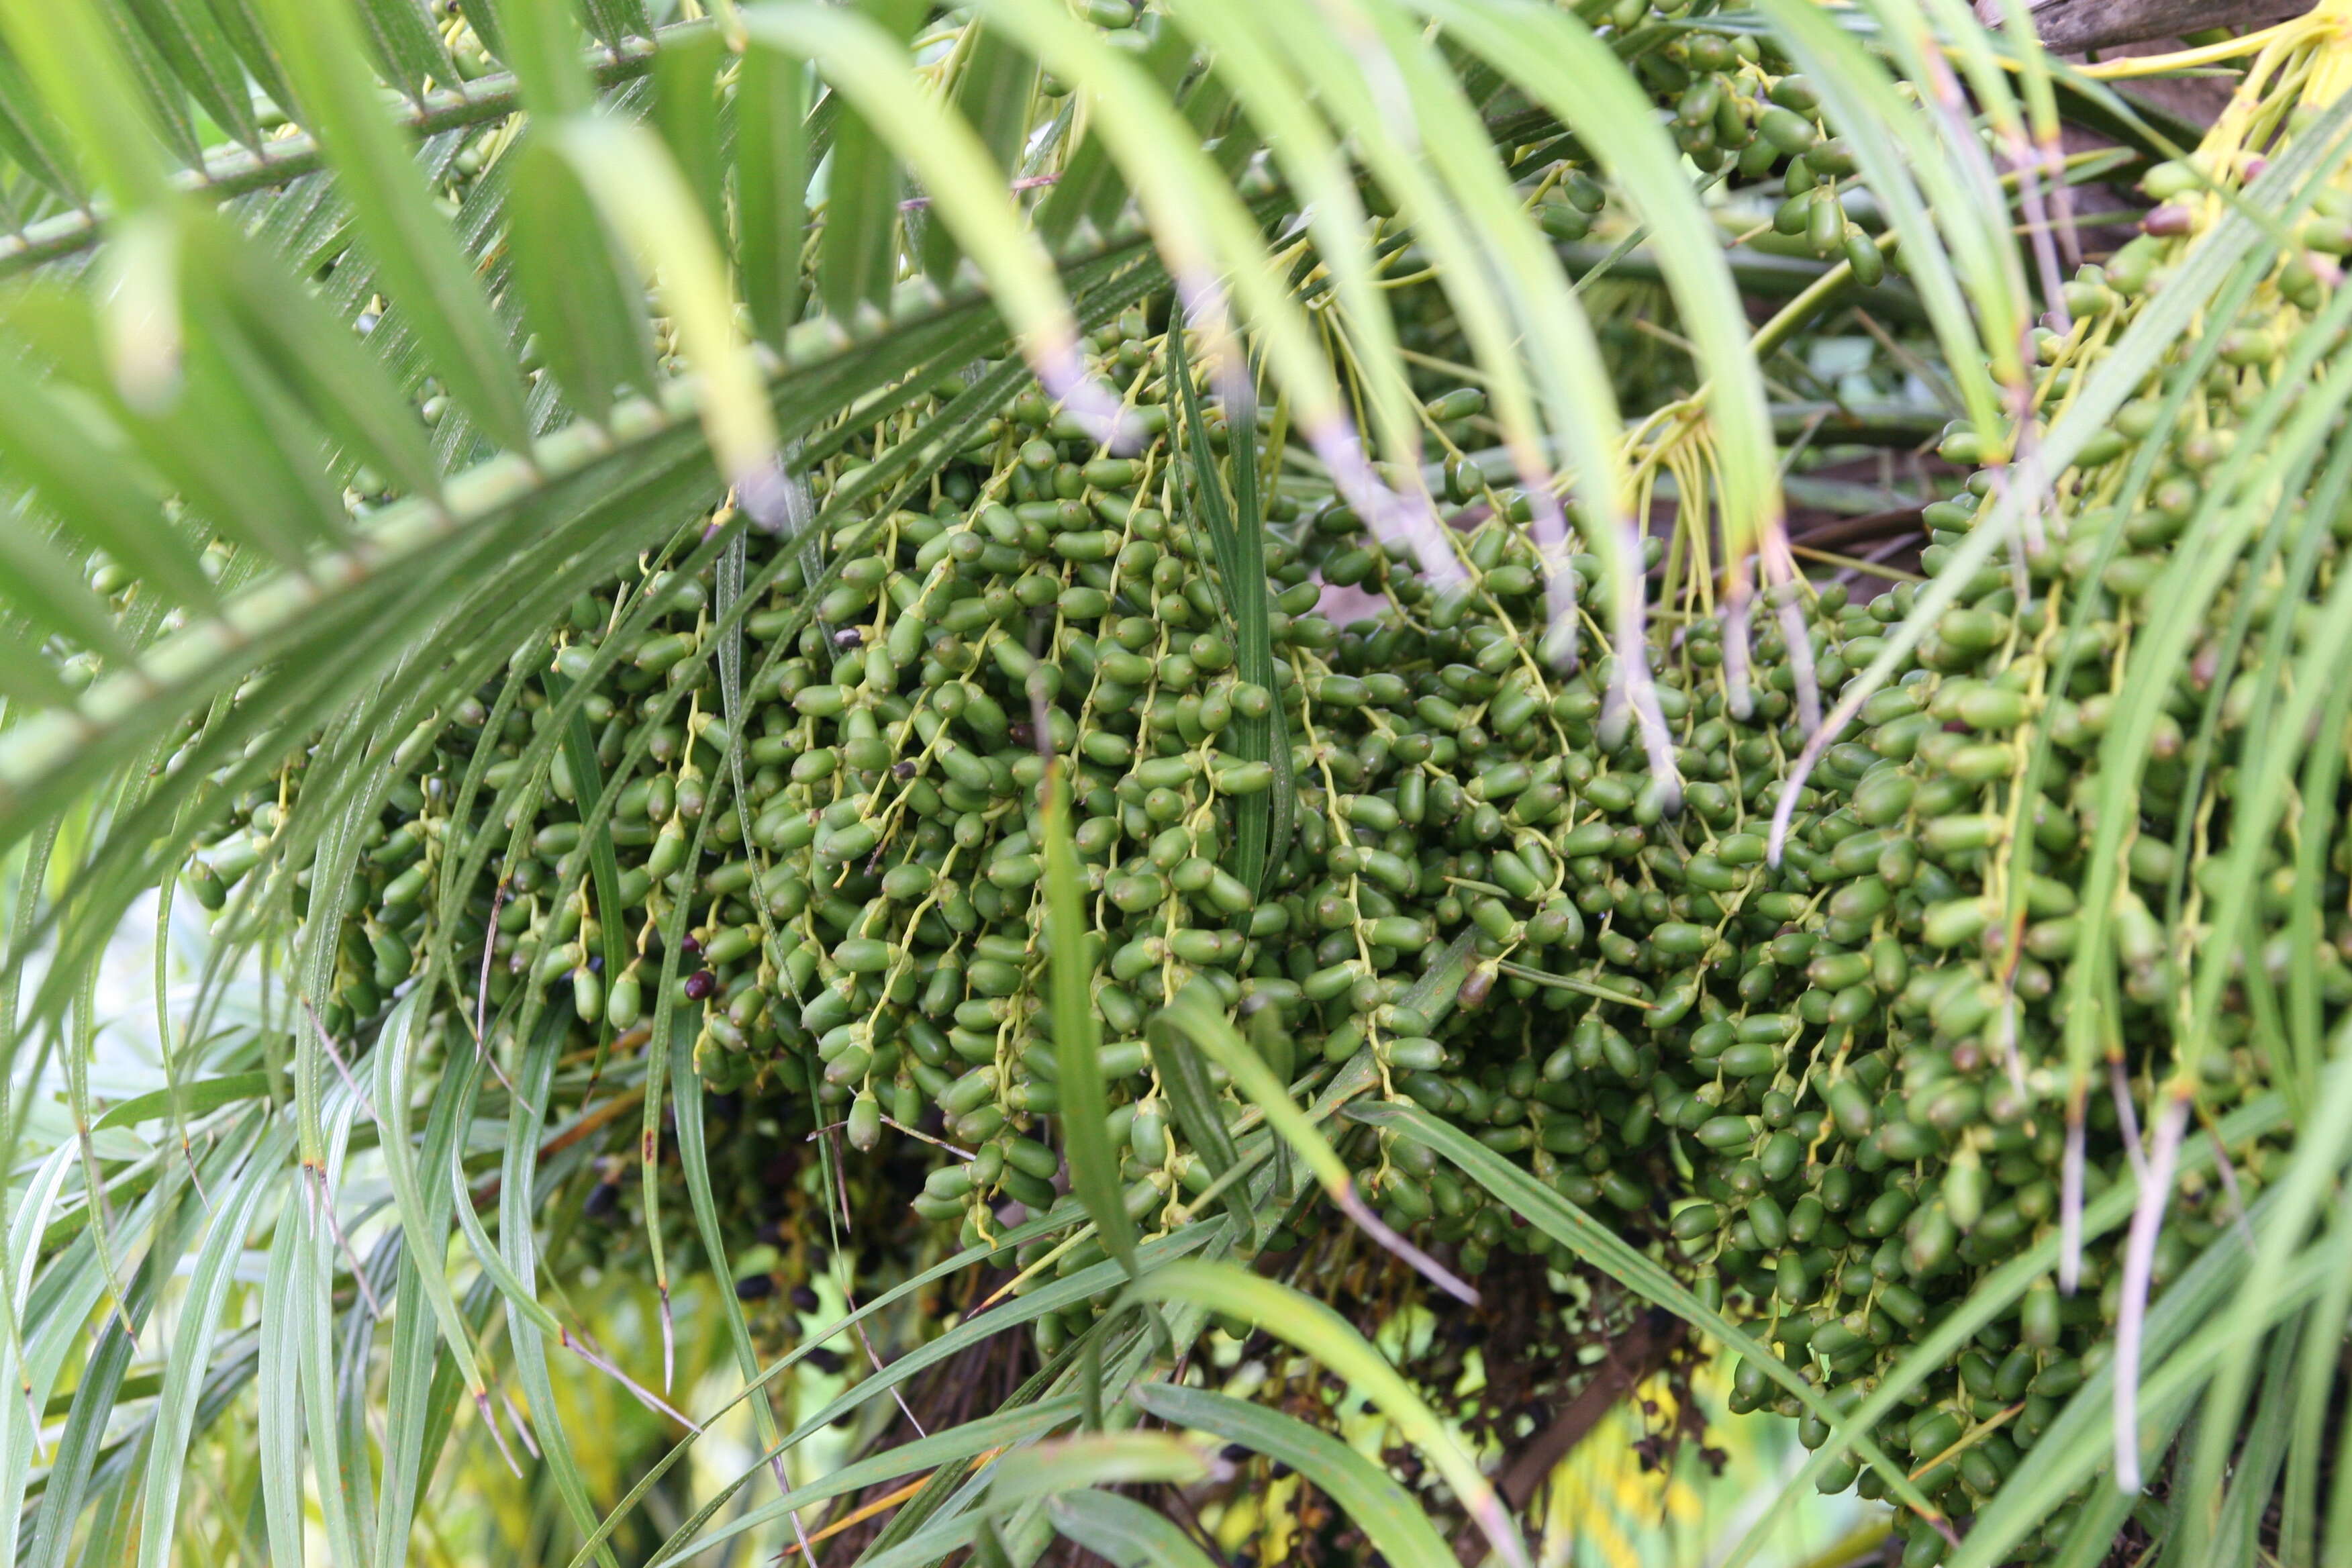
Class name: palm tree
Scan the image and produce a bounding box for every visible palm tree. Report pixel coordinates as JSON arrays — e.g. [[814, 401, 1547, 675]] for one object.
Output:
[[0, 0, 2345, 1564]]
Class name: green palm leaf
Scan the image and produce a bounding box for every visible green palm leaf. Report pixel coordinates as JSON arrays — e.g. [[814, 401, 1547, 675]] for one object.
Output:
[[0, 4, 2341, 1566]]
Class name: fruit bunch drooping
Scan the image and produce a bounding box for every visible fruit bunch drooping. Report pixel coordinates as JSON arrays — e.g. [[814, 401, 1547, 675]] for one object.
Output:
[[183, 79, 2352, 1542]]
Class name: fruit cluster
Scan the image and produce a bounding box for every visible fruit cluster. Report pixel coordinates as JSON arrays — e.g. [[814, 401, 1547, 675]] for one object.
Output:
[[171, 19, 2352, 1564], [1530, 12, 1867, 273]]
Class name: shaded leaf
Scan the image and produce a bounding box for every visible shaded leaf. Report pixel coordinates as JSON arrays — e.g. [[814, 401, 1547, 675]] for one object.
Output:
[[492, 0, 595, 119], [1165, 305, 1286, 891], [252, 0, 535, 452], [736, 36, 811, 351], [1132, 1383, 1453, 1568], [925, 17, 1036, 281], [988, 1432, 1212, 1507], [1123, 1261, 1530, 1568], [653, 22, 726, 241], [1034, 16, 1192, 250], [1043, 758, 1140, 1276], [123, 0, 264, 148], [1047, 1490, 1224, 1568], [812, 2, 920, 322], [349, 0, 461, 103], [94, 1067, 273, 1130], [505, 134, 658, 430]]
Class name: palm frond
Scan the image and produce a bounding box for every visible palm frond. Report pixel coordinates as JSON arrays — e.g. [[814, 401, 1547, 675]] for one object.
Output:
[[4, 1, 2351, 1565]]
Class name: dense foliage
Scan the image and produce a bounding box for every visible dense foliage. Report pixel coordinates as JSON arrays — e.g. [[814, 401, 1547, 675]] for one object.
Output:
[[4, 1, 2352, 1566]]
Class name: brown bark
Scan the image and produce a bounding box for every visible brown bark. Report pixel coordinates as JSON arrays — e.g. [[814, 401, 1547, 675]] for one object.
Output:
[[1977, 0, 2310, 55]]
